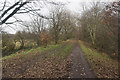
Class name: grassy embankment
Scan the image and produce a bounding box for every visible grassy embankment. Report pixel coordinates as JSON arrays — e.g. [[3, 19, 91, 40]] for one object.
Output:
[[79, 40, 118, 78], [2, 40, 73, 60], [2, 44, 62, 60]]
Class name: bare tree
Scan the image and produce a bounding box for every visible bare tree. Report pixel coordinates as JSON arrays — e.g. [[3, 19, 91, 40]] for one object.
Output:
[[49, 5, 65, 44], [61, 10, 77, 40], [80, 2, 102, 48], [22, 17, 46, 46]]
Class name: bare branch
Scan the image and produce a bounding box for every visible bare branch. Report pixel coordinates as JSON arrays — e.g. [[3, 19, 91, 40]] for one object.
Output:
[[0, 0, 6, 11], [0, 1, 29, 25], [0, 1, 20, 19], [16, 9, 40, 14], [5, 20, 23, 24]]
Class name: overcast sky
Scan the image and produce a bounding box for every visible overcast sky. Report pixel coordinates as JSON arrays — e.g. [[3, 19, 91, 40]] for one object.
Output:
[[1, 0, 116, 34]]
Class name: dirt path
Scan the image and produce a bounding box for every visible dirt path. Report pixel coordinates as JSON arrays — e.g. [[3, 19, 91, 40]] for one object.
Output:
[[71, 40, 96, 78]]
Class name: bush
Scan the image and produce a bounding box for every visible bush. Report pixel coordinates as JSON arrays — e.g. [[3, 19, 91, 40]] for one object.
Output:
[[2, 41, 15, 56]]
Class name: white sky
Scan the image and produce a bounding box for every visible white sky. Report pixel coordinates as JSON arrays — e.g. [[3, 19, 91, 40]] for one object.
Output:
[[1, 0, 116, 34]]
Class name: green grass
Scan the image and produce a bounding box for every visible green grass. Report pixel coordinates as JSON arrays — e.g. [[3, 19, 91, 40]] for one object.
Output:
[[59, 44, 73, 59], [79, 40, 118, 78], [1, 44, 62, 60], [46, 43, 73, 65], [48, 43, 73, 59], [79, 41, 112, 61]]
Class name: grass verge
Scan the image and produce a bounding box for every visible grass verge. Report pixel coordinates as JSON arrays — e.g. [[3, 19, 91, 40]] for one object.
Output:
[[47, 43, 73, 59], [1, 44, 62, 60], [79, 40, 118, 78]]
